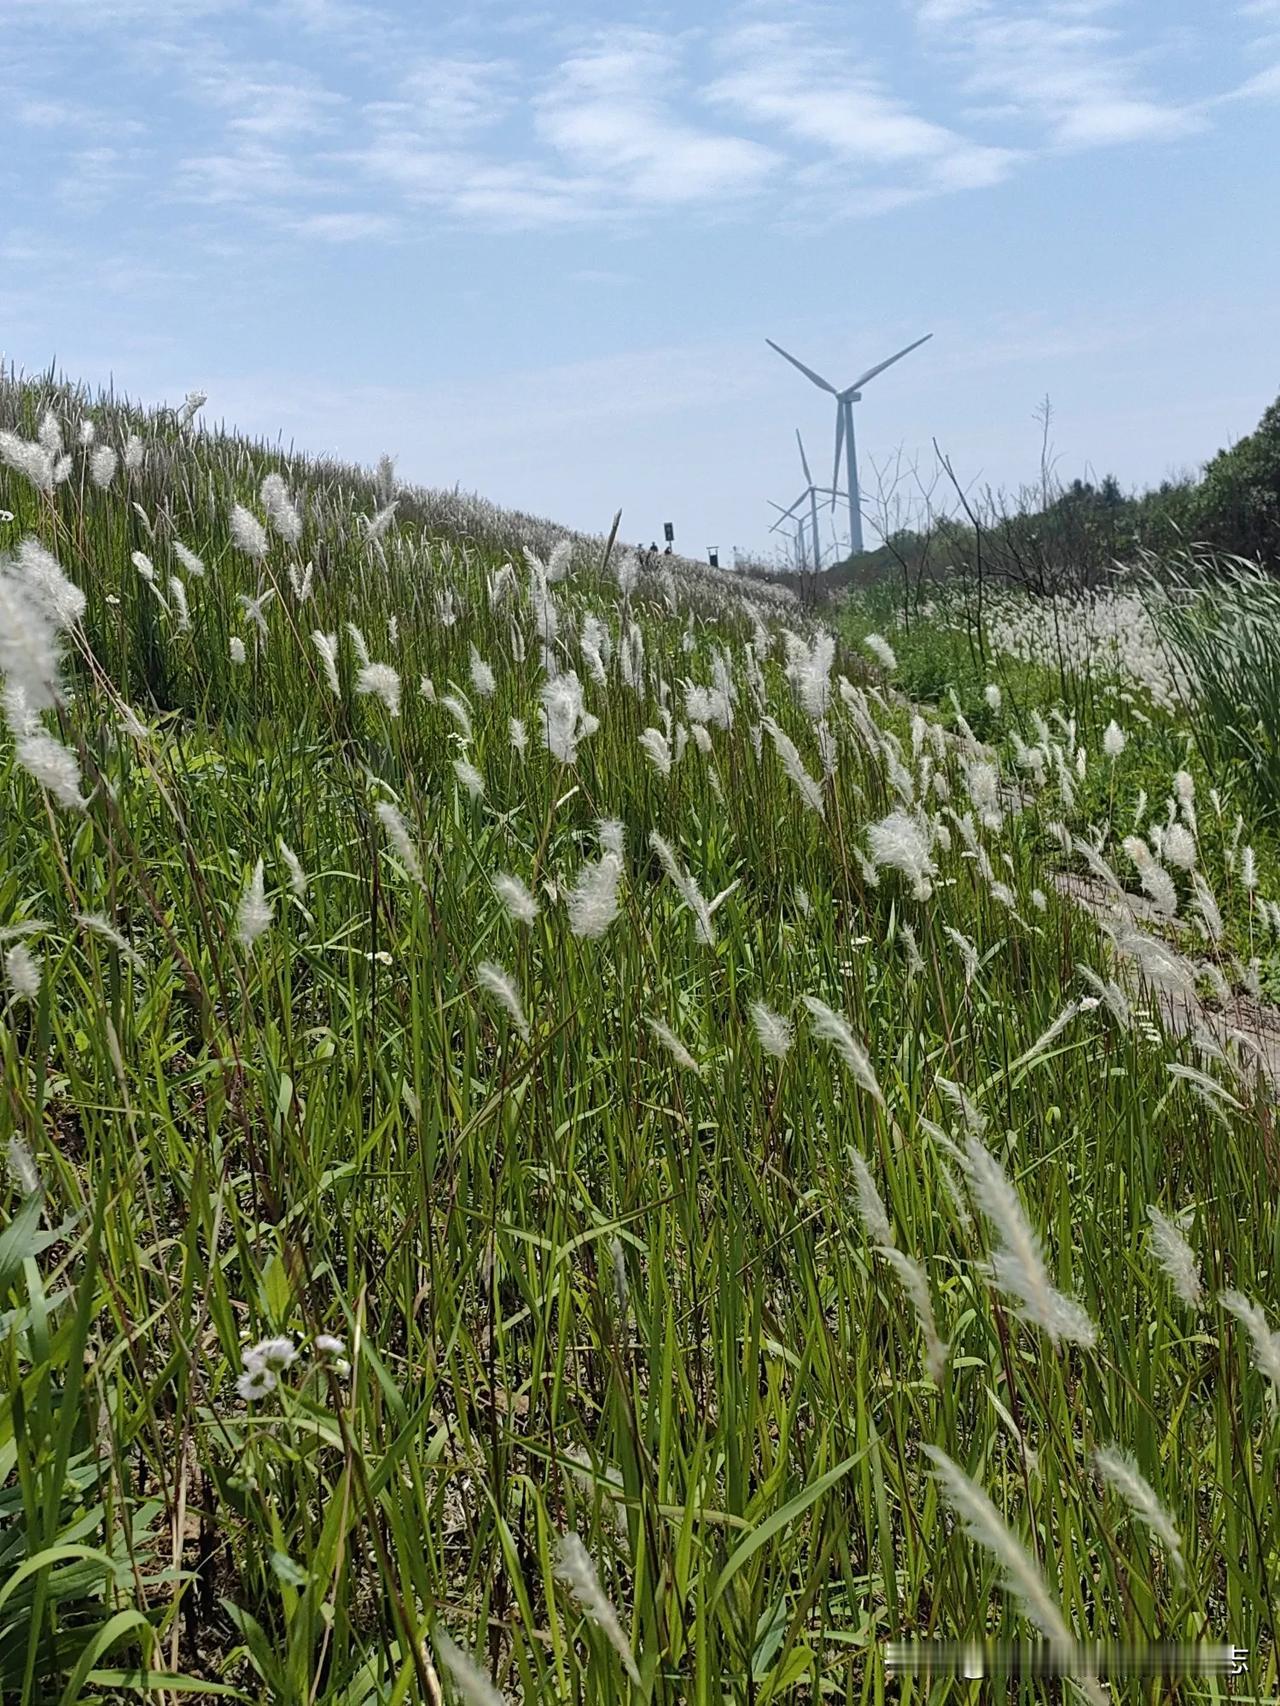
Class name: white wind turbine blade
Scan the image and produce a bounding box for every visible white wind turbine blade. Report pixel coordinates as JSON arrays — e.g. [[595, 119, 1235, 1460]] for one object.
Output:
[[768, 491, 810, 530], [830, 405, 845, 511], [848, 332, 932, 393], [766, 339, 838, 396], [795, 428, 813, 485]]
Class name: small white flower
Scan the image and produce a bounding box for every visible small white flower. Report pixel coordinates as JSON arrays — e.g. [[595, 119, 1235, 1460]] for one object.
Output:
[[314, 1333, 345, 1356], [245, 1335, 298, 1373], [236, 1365, 277, 1401]]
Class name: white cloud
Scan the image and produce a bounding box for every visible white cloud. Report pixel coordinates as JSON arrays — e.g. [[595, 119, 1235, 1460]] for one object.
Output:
[[289, 211, 398, 241], [909, 2, 1203, 151], [535, 31, 778, 205]]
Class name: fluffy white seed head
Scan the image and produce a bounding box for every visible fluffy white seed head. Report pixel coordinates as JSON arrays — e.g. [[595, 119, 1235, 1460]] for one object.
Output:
[[749, 1000, 793, 1059], [312, 631, 340, 694], [849, 1150, 894, 1247], [375, 801, 425, 888], [433, 1632, 508, 1706], [802, 996, 884, 1105], [762, 717, 824, 816], [863, 632, 897, 671], [1103, 720, 1126, 758], [567, 853, 623, 939], [279, 840, 307, 899], [260, 472, 302, 544], [492, 872, 539, 926], [1095, 1446, 1184, 1577], [229, 503, 269, 559], [4, 942, 42, 1001], [476, 960, 529, 1039], [89, 444, 117, 488], [469, 644, 496, 698], [172, 539, 205, 578], [923, 1447, 1083, 1669], [229, 636, 246, 665], [453, 757, 485, 800], [962, 1135, 1096, 1347], [878, 1245, 949, 1382], [1220, 1290, 1280, 1390], [644, 1016, 701, 1074], [1145, 1205, 1203, 1311], [16, 731, 87, 809], [553, 1533, 640, 1687], [356, 662, 401, 717], [866, 810, 934, 900], [236, 859, 273, 948]]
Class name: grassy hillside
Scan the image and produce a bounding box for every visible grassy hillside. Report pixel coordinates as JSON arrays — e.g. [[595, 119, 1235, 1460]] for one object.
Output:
[[1, 375, 1277, 1703]]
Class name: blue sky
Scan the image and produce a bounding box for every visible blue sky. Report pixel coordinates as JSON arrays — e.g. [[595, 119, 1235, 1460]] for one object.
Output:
[[4, 0, 1278, 561]]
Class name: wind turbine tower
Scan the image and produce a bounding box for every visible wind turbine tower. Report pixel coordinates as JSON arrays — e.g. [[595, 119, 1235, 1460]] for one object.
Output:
[[768, 430, 842, 576], [766, 332, 932, 556]]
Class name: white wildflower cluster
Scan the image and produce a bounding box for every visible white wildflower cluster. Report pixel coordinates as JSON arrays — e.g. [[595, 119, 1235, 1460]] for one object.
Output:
[[235, 1331, 349, 1400]]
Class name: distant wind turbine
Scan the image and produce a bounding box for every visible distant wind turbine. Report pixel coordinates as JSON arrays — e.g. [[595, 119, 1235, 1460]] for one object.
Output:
[[766, 332, 932, 556], [768, 429, 843, 576]]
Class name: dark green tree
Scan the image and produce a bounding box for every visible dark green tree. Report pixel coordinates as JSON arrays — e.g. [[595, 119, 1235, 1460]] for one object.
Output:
[[1191, 391, 1280, 562]]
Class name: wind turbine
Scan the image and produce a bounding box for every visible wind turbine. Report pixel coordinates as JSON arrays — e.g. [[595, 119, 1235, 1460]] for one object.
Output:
[[768, 429, 843, 575], [766, 332, 932, 556]]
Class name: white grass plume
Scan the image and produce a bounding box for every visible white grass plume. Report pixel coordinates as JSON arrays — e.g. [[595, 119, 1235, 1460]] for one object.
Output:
[[15, 732, 87, 810], [77, 911, 143, 969], [433, 1630, 507, 1706], [375, 800, 425, 889], [638, 727, 672, 777], [278, 840, 307, 900], [567, 854, 622, 940], [762, 717, 824, 816], [236, 859, 273, 949], [802, 996, 884, 1105], [312, 631, 340, 694], [260, 472, 302, 544], [1145, 1205, 1203, 1311], [649, 832, 714, 944], [356, 662, 401, 717], [644, 1016, 701, 1074], [493, 872, 539, 926], [476, 960, 529, 1040], [453, 757, 485, 801], [867, 809, 934, 899], [962, 1134, 1096, 1348], [15, 538, 85, 629], [923, 1447, 1085, 1673], [1094, 1446, 1185, 1578], [229, 503, 269, 560], [469, 644, 496, 698], [1219, 1290, 1280, 1390], [553, 1533, 640, 1687], [849, 1150, 894, 1246], [877, 1245, 949, 1382], [4, 942, 41, 1001], [89, 444, 117, 488], [1008, 999, 1084, 1074], [943, 926, 980, 987], [749, 1000, 793, 1060]]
